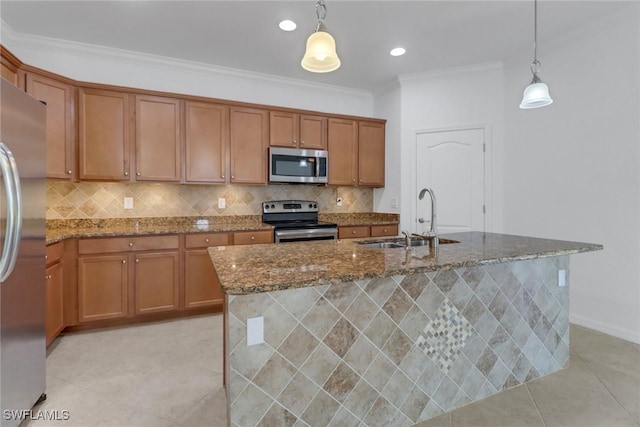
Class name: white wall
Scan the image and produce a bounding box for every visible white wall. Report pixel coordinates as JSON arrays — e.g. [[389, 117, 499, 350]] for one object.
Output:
[[503, 4, 640, 342], [376, 64, 505, 234], [1, 24, 373, 117]]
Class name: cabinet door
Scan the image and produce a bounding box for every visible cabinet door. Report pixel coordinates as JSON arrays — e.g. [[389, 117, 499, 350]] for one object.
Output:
[[79, 88, 130, 180], [45, 262, 64, 346], [328, 118, 358, 186], [185, 101, 228, 183], [134, 251, 179, 315], [299, 115, 327, 150], [358, 121, 385, 187], [233, 230, 273, 245], [229, 107, 268, 184], [135, 95, 181, 181], [25, 73, 75, 179], [269, 111, 298, 148], [184, 249, 224, 309], [338, 226, 370, 239], [78, 254, 128, 322]]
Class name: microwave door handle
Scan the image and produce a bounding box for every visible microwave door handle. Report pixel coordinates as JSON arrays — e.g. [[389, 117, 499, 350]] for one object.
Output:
[[315, 157, 320, 178], [0, 143, 17, 282], [4, 143, 21, 281]]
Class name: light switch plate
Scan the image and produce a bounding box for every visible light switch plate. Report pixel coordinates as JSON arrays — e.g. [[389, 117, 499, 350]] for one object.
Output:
[[558, 269, 566, 287], [247, 316, 264, 346], [124, 197, 134, 210], [218, 198, 226, 209]]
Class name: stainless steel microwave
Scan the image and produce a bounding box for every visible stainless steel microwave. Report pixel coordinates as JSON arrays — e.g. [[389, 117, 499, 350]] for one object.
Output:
[[269, 147, 328, 184]]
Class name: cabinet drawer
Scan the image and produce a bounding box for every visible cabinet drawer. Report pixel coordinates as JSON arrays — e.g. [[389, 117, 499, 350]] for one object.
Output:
[[46, 242, 64, 266], [233, 230, 273, 245], [370, 224, 399, 237], [78, 235, 179, 254], [185, 233, 230, 249], [339, 226, 370, 239]]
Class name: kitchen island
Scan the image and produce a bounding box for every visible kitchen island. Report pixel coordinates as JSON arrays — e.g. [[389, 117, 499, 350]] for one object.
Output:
[[209, 232, 601, 426]]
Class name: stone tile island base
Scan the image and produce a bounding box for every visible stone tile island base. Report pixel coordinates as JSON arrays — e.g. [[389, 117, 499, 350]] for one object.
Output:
[[225, 256, 570, 426]]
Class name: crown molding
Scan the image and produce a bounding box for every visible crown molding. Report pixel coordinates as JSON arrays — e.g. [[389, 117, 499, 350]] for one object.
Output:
[[0, 20, 372, 99]]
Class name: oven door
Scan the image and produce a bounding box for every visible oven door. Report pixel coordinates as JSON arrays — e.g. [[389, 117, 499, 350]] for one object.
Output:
[[274, 228, 337, 243]]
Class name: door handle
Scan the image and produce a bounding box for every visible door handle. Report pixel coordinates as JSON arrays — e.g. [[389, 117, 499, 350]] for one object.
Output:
[[0, 143, 21, 282]]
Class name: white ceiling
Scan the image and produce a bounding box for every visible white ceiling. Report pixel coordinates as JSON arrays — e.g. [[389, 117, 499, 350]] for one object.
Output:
[[0, 1, 631, 91]]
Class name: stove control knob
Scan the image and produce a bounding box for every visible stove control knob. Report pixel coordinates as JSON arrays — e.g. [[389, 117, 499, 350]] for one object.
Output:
[[314, 204, 318, 209], [264, 205, 269, 210], [308, 204, 312, 208], [271, 204, 275, 209]]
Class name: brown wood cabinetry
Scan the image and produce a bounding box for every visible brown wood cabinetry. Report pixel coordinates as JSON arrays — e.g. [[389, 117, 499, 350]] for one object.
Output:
[[233, 229, 273, 245], [358, 121, 385, 187], [45, 242, 65, 346], [270, 112, 327, 150], [25, 72, 76, 179], [78, 88, 131, 180], [77, 235, 180, 322], [229, 107, 269, 184], [185, 101, 228, 183], [370, 224, 399, 237], [328, 118, 358, 185], [135, 95, 181, 181], [1, 46, 21, 86], [338, 225, 370, 239], [183, 232, 230, 309], [134, 251, 179, 315]]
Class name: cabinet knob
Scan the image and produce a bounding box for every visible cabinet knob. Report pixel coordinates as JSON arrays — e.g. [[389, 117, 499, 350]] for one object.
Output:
[[231, 175, 235, 179], [352, 230, 357, 234], [45, 255, 48, 260], [293, 140, 297, 144], [383, 229, 388, 233], [122, 260, 126, 264], [352, 178, 356, 182], [135, 259, 139, 263], [251, 236, 255, 240], [124, 171, 129, 176], [136, 172, 141, 176], [300, 141, 304, 145], [222, 175, 225, 179], [205, 238, 210, 243], [67, 170, 72, 175], [128, 242, 134, 247]]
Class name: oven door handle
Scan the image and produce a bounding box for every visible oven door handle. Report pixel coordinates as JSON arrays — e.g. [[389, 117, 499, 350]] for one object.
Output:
[[275, 228, 338, 242]]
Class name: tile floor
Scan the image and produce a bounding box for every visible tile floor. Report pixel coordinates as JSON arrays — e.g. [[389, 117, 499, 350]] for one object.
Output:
[[23, 315, 639, 427]]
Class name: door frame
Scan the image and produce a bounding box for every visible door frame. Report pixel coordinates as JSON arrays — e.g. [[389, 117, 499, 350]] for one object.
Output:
[[410, 124, 493, 234]]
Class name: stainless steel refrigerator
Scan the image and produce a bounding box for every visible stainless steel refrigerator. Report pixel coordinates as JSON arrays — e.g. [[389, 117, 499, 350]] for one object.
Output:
[[0, 78, 46, 426]]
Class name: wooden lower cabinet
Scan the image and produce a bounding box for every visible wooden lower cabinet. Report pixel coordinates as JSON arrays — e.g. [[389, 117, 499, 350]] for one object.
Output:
[[134, 251, 179, 315], [78, 254, 129, 322], [338, 225, 370, 239], [45, 261, 64, 346], [184, 250, 224, 309], [370, 224, 399, 237], [233, 229, 273, 245]]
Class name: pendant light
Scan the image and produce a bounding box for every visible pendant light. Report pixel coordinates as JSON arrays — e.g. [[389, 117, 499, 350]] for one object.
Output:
[[520, 0, 553, 109], [301, 0, 341, 73]]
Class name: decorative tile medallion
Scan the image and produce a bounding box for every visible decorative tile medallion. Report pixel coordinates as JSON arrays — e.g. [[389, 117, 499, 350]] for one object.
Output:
[[416, 297, 473, 373]]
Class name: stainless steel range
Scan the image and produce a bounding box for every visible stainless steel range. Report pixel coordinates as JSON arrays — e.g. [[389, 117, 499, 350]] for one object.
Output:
[[262, 200, 338, 243]]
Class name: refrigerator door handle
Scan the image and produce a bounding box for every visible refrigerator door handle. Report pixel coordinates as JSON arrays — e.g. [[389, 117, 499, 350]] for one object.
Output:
[[0, 142, 21, 282]]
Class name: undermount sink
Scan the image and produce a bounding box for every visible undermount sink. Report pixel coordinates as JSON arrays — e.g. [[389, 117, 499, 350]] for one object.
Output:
[[357, 237, 460, 249]]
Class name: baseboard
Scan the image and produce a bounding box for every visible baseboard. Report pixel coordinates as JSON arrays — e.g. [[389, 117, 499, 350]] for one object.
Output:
[[570, 313, 640, 344]]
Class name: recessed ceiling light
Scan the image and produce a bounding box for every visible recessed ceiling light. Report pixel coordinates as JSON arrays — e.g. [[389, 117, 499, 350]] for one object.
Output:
[[390, 47, 406, 57], [279, 20, 297, 31]]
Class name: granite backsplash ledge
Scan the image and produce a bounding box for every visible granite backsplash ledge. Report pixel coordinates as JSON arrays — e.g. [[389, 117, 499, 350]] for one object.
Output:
[[46, 181, 375, 220]]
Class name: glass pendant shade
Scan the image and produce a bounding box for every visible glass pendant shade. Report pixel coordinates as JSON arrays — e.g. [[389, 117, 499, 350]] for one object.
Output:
[[301, 30, 341, 73], [519, 79, 553, 109]]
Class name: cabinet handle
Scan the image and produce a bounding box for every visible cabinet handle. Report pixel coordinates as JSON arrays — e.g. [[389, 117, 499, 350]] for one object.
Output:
[[124, 171, 129, 176], [128, 242, 134, 247], [136, 172, 141, 176], [67, 170, 72, 175], [122, 260, 126, 264], [45, 275, 51, 280]]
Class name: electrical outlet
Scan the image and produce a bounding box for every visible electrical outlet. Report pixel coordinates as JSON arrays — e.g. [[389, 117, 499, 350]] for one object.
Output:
[[336, 197, 343, 207], [246, 316, 264, 346], [218, 198, 226, 209], [558, 269, 566, 287], [391, 198, 398, 209], [124, 197, 134, 210]]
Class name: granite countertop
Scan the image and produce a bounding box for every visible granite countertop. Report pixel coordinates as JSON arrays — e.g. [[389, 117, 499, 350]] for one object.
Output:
[[45, 213, 399, 244], [45, 216, 271, 244], [208, 232, 603, 295]]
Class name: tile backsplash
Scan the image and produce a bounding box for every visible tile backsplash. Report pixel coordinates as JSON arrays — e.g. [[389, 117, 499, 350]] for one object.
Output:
[[46, 181, 374, 219]]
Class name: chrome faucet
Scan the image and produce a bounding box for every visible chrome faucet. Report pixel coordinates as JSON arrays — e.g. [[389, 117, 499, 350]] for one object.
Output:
[[401, 230, 412, 250], [417, 187, 439, 248]]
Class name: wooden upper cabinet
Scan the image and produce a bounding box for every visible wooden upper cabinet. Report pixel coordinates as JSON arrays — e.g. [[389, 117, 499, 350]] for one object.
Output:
[[135, 95, 181, 181], [229, 107, 268, 184], [270, 112, 327, 150], [185, 101, 228, 183], [358, 121, 385, 187], [78, 88, 130, 180], [328, 118, 358, 186], [1, 46, 21, 87], [25, 72, 76, 180]]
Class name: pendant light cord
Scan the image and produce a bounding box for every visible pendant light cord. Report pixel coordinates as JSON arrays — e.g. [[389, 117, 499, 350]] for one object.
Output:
[[315, 0, 327, 32], [530, 0, 541, 77]]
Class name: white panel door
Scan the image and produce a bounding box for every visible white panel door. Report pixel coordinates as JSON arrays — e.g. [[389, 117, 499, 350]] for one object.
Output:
[[415, 128, 485, 234]]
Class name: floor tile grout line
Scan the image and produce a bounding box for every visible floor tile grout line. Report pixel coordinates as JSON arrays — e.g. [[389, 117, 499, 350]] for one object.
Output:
[[571, 351, 640, 425], [524, 382, 548, 427]]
